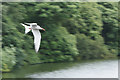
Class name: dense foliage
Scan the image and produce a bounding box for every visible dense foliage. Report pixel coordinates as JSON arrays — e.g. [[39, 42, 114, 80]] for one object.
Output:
[[1, 2, 119, 72]]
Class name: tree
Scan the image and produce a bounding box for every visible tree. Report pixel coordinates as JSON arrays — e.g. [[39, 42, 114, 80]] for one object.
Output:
[[97, 2, 118, 54]]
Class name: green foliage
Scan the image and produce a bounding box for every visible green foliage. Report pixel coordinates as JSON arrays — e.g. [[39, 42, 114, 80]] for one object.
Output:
[[2, 46, 16, 72], [76, 34, 116, 60], [97, 2, 118, 54], [39, 27, 79, 62], [2, 2, 118, 72]]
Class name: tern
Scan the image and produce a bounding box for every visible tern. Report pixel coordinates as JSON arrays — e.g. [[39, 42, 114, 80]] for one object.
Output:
[[21, 23, 45, 53]]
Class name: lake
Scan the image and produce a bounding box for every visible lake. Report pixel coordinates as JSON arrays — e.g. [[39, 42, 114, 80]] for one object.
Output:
[[2, 59, 118, 78]]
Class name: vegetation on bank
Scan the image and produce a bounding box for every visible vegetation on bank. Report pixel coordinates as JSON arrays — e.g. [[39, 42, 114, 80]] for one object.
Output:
[[1, 2, 119, 72]]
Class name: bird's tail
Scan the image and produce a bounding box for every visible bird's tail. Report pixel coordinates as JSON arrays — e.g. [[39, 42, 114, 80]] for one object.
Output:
[[21, 23, 31, 34]]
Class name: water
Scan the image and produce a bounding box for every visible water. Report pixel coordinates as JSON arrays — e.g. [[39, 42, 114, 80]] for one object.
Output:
[[3, 59, 118, 78]]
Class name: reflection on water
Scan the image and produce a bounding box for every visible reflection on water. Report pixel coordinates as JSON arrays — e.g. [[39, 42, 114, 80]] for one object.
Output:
[[3, 59, 118, 78]]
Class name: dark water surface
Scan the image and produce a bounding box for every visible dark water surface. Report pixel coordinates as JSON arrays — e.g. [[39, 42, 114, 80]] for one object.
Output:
[[3, 59, 118, 78]]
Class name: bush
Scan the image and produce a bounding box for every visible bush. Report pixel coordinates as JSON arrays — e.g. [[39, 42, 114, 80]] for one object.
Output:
[[2, 46, 16, 72], [39, 27, 79, 62], [76, 34, 116, 60]]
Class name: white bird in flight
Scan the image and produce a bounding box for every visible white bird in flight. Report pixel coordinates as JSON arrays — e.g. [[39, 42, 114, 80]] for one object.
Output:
[[21, 23, 45, 53]]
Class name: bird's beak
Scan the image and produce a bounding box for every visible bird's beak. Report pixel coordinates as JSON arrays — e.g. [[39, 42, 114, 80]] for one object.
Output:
[[42, 28, 45, 31], [29, 28, 31, 30]]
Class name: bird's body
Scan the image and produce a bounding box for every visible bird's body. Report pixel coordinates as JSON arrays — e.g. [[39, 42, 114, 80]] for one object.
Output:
[[21, 23, 45, 53]]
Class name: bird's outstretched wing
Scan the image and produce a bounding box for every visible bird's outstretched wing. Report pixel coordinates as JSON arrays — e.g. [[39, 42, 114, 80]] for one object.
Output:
[[32, 29, 41, 53], [21, 23, 31, 34]]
